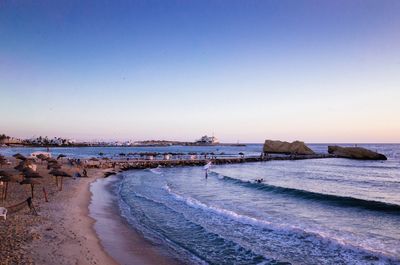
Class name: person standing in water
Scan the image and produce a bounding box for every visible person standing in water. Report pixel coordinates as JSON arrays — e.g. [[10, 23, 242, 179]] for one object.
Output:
[[204, 161, 212, 179]]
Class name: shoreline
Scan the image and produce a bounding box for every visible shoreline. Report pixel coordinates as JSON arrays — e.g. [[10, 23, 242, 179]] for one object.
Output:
[[26, 168, 118, 265], [89, 174, 184, 265]]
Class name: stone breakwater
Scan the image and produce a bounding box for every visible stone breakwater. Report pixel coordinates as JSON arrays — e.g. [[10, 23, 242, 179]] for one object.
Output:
[[96, 154, 335, 172]]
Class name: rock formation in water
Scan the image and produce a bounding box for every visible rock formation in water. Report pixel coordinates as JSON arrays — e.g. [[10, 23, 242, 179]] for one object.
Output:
[[263, 140, 315, 155], [328, 146, 387, 160]]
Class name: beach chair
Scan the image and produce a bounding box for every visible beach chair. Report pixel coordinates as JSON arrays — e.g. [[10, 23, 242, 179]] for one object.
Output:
[[0, 207, 7, 220]]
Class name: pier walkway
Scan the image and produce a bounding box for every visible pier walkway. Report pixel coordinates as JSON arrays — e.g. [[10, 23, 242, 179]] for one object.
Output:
[[99, 153, 336, 171]]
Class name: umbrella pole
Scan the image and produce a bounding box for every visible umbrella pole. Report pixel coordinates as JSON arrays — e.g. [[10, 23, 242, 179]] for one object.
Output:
[[5, 182, 8, 201], [43, 187, 48, 202], [31, 184, 34, 199], [60, 177, 63, 191]]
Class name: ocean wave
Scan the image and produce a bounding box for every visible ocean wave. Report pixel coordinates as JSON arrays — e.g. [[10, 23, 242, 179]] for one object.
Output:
[[164, 184, 400, 263], [209, 172, 400, 214], [120, 186, 271, 264]]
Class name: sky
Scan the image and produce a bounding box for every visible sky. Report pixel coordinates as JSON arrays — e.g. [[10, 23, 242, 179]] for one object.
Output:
[[1, 0, 399, 143]]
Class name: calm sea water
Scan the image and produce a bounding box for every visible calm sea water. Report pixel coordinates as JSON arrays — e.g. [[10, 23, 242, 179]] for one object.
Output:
[[2, 144, 400, 264], [0, 144, 263, 158]]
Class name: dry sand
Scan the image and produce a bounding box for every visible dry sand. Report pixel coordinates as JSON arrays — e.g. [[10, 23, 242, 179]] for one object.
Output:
[[1, 157, 184, 265], [0, 159, 117, 265]]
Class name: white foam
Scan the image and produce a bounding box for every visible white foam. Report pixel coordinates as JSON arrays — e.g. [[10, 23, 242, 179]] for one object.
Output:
[[164, 184, 400, 263]]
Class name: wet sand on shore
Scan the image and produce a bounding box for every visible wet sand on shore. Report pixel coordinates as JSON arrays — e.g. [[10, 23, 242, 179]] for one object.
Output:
[[90, 175, 184, 265]]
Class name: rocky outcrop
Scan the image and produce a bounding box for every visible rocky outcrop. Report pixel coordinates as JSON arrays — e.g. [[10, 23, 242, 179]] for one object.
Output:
[[263, 140, 315, 155], [328, 146, 387, 160]]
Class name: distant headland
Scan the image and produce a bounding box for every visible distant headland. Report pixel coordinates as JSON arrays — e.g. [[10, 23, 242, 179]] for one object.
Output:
[[0, 134, 246, 148]]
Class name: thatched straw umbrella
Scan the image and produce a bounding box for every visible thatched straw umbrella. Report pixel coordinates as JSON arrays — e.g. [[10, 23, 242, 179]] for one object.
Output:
[[20, 168, 42, 199], [36, 154, 48, 164], [49, 169, 72, 191], [47, 158, 60, 170], [0, 155, 7, 167], [47, 158, 58, 165], [48, 163, 61, 170], [57, 154, 66, 160], [20, 178, 41, 199], [47, 163, 61, 186], [22, 168, 42, 179], [13, 153, 26, 161], [0, 170, 20, 201], [14, 159, 37, 172]]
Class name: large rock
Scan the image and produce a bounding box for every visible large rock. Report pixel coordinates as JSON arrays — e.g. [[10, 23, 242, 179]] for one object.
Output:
[[328, 146, 387, 160], [263, 140, 315, 155]]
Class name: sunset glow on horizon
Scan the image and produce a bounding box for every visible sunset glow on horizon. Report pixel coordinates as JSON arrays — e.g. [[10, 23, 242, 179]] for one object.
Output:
[[1, 1, 399, 143]]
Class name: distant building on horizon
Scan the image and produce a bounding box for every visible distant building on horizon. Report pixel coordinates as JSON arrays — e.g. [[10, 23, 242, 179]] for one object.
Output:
[[196, 135, 219, 145]]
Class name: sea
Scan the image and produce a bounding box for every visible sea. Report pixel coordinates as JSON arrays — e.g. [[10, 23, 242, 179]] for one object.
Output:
[[1, 144, 400, 264]]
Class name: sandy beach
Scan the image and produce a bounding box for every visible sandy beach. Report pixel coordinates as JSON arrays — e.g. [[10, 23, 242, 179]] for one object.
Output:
[[0, 157, 179, 265], [0, 158, 117, 265]]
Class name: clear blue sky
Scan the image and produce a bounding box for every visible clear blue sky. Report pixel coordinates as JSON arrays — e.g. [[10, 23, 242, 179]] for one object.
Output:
[[1, 0, 399, 143]]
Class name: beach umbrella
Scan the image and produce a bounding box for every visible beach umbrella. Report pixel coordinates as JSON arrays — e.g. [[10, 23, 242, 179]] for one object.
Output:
[[14, 162, 25, 171], [49, 163, 62, 170], [22, 168, 42, 179], [13, 153, 27, 161], [36, 154, 49, 164], [0, 170, 20, 201], [47, 158, 58, 163], [49, 169, 72, 191], [49, 169, 63, 186], [20, 178, 41, 199], [89, 157, 99, 161], [14, 159, 36, 172], [57, 154, 66, 160], [36, 154, 47, 160], [47, 158, 58, 165], [47, 159, 60, 170], [0, 156, 7, 167], [47, 159, 58, 167]]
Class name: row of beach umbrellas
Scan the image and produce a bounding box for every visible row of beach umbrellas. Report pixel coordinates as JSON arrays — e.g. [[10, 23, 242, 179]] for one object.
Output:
[[0, 153, 72, 202]]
